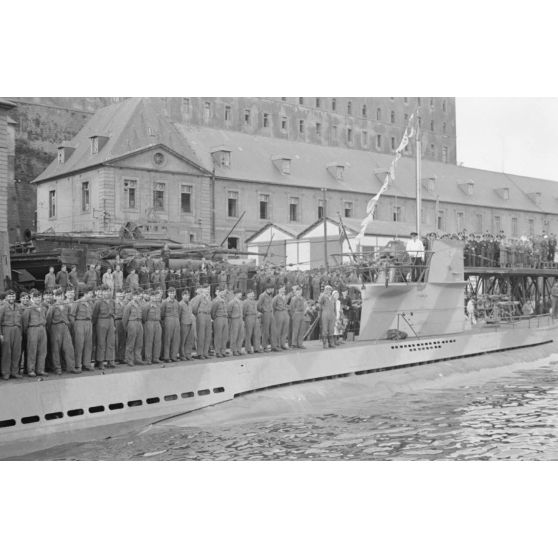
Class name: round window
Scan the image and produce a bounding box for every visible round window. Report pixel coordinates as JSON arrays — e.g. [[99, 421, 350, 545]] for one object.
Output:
[[153, 152, 165, 166]]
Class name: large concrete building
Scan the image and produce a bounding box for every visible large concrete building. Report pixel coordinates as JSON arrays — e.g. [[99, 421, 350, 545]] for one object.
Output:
[[0, 99, 16, 287], [33, 98, 558, 257], [159, 97, 457, 164]]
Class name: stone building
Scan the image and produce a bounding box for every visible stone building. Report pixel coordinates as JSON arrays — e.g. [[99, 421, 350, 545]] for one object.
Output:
[[14, 96, 455, 240], [33, 97, 558, 253], [0, 98, 16, 287], [160, 96, 456, 164]]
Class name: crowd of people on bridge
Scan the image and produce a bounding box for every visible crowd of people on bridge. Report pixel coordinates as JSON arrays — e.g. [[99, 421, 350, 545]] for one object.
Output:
[[418, 230, 558, 268], [0, 260, 361, 381]]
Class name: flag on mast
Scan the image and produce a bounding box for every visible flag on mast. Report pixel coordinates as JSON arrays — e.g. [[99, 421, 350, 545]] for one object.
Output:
[[357, 113, 416, 241]]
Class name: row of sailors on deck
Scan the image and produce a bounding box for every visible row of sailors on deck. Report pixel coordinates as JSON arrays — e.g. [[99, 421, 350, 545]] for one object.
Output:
[[0, 283, 347, 380]]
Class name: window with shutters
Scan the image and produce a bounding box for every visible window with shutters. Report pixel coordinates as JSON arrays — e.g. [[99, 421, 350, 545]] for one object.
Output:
[[457, 212, 464, 232], [259, 194, 270, 220], [289, 197, 299, 222], [124, 179, 137, 209], [153, 182, 166, 211], [203, 101, 211, 123], [181, 185, 193, 214], [81, 181, 90, 212], [317, 198, 324, 220], [494, 215, 501, 234], [49, 190, 56, 218], [228, 191, 239, 218]]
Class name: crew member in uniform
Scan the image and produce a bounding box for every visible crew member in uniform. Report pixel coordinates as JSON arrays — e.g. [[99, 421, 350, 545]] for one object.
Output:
[[92, 286, 116, 369], [191, 286, 212, 359], [178, 290, 196, 361], [142, 290, 162, 365], [272, 286, 289, 350], [289, 285, 306, 349], [406, 232, 425, 282], [18, 291, 31, 375], [70, 288, 94, 372], [21, 289, 48, 377], [0, 290, 23, 379], [257, 282, 275, 352], [318, 285, 336, 349], [227, 289, 243, 356], [122, 290, 145, 366], [161, 287, 180, 362], [46, 289, 80, 374], [114, 290, 126, 363], [211, 289, 229, 358], [243, 289, 261, 354]]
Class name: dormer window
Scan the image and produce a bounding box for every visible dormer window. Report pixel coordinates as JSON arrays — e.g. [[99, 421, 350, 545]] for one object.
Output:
[[272, 155, 292, 175], [89, 135, 108, 155], [528, 192, 542, 206], [422, 177, 436, 193], [458, 180, 475, 196], [495, 187, 510, 200], [211, 146, 232, 168], [327, 163, 345, 181], [57, 144, 75, 164]]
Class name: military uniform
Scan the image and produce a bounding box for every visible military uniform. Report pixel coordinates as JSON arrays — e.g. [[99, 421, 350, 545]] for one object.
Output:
[[70, 297, 94, 371], [46, 301, 78, 374], [114, 297, 126, 363], [21, 301, 47, 377], [211, 296, 229, 357], [0, 300, 23, 378], [142, 300, 162, 364], [272, 293, 289, 349], [191, 292, 212, 358], [242, 298, 261, 353], [257, 291, 275, 351], [289, 292, 306, 348], [161, 296, 180, 361], [227, 297, 243, 355], [122, 299, 144, 365], [92, 297, 116, 366], [178, 299, 196, 360], [318, 291, 336, 348]]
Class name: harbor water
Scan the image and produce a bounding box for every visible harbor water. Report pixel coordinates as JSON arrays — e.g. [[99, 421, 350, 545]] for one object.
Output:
[[21, 345, 558, 460]]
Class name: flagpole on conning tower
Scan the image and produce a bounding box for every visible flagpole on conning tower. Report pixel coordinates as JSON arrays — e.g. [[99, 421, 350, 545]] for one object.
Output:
[[415, 108, 422, 238]]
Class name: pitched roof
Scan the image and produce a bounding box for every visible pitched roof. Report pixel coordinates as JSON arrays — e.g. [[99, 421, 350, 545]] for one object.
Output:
[[33, 98, 205, 183], [175, 124, 558, 215], [245, 222, 309, 243]]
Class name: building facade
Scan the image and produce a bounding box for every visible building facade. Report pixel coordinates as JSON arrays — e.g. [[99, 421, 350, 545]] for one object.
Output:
[[33, 98, 558, 253], [0, 99, 16, 287], [14, 96, 455, 240], [161, 96, 456, 164]]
